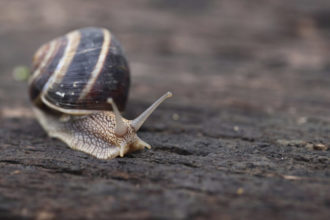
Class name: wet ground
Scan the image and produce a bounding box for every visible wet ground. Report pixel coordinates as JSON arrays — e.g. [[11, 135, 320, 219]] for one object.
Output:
[[0, 0, 329, 219]]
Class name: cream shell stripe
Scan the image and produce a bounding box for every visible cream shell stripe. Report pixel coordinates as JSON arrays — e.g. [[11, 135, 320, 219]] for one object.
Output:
[[78, 29, 111, 100], [28, 41, 57, 85], [40, 31, 81, 113]]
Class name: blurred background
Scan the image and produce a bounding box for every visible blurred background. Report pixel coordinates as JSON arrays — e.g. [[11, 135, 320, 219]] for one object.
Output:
[[1, 0, 330, 116], [0, 0, 330, 219]]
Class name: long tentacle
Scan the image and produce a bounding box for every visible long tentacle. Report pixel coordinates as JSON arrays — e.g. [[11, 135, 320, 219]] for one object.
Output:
[[130, 92, 172, 131]]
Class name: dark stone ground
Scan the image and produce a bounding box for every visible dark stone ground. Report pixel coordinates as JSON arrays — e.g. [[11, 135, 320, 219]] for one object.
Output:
[[0, 0, 329, 219]]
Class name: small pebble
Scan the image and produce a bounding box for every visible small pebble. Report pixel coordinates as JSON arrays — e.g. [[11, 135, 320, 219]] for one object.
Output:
[[297, 117, 307, 125], [313, 143, 328, 151], [236, 187, 244, 195], [13, 66, 30, 81], [11, 170, 21, 175], [172, 113, 180, 121]]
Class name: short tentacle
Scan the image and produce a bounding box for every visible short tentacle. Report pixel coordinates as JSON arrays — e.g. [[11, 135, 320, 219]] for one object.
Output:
[[107, 98, 128, 137]]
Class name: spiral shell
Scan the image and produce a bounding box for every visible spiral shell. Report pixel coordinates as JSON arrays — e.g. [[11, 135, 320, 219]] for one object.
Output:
[[29, 27, 130, 113]]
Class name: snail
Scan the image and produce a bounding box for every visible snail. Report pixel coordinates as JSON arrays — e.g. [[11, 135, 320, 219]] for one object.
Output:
[[28, 27, 172, 159]]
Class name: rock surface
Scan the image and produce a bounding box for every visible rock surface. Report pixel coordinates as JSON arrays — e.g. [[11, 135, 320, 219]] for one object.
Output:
[[0, 0, 329, 219]]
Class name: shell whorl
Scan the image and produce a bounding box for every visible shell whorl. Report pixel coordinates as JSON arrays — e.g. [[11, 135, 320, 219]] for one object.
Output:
[[29, 27, 130, 113]]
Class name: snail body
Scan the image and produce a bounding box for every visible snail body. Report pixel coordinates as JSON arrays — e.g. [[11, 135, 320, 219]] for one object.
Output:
[[29, 27, 172, 159]]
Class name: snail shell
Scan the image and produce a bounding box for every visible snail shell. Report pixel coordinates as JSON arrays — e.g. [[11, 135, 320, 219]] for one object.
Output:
[[29, 27, 172, 159], [29, 27, 129, 113]]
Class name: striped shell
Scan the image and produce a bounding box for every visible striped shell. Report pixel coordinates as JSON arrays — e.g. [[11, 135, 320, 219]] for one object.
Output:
[[29, 27, 130, 113]]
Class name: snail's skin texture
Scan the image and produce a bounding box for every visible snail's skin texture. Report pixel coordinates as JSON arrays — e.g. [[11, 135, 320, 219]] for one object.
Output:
[[29, 27, 172, 159], [33, 108, 150, 159]]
